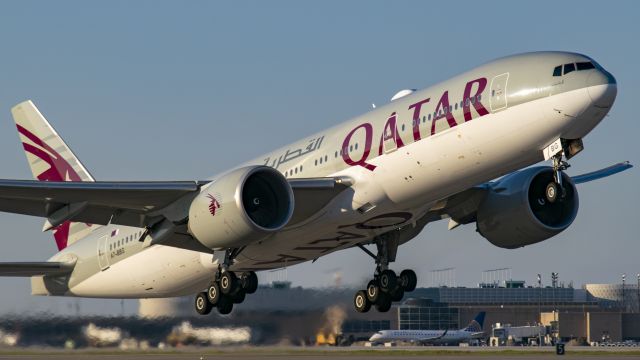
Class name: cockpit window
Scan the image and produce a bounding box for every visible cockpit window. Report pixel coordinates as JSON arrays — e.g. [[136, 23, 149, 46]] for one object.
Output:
[[563, 63, 576, 75], [577, 61, 595, 71], [553, 66, 562, 77]]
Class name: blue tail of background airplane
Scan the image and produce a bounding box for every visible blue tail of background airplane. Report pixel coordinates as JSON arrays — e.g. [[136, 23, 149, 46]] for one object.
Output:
[[462, 311, 486, 332]]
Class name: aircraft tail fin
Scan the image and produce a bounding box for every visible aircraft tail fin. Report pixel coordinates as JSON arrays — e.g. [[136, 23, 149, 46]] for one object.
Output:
[[11, 100, 99, 250], [462, 311, 486, 332]]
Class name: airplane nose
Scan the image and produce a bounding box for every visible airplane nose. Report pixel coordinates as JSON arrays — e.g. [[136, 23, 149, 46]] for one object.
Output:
[[587, 70, 617, 108]]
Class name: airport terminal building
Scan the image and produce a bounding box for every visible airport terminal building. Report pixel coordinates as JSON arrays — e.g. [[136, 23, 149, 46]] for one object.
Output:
[[136, 280, 640, 345]]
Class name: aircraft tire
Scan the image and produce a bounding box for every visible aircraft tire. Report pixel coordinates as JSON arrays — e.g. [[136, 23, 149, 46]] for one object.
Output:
[[231, 289, 246, 304], [206, 282, 221, 306], [390, 285, 405, 302], [545, 182, 558, 203], [220, 271, 238, 295], [217, 296, 233, 315], [366, 280, 380, 303], [195, 292, 213, 315], [400, 269, 417, 292], [379, 270, 397, 292], [354, 290, 371, 313], [241, 271, 258, 294], [375, 292, 392, 312]]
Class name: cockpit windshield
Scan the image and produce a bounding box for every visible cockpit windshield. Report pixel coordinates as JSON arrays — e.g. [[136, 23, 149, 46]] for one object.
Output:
[[553, 61, 595, 76]]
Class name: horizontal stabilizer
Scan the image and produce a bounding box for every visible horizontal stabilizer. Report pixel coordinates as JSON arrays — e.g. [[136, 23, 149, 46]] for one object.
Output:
[[0, 262, 74, 277]]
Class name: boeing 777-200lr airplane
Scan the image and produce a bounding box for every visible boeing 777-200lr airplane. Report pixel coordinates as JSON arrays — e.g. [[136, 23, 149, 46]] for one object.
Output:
[[0, 51, 631, 315]]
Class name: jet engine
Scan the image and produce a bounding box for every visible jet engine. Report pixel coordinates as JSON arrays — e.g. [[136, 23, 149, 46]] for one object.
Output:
[[188, 166, 294, 250], [476, 167, 579, 249]]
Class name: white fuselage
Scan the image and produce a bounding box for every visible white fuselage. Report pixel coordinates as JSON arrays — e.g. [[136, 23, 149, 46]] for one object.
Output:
[[369, 329, 478, 345], [40, 52, 616, 298]]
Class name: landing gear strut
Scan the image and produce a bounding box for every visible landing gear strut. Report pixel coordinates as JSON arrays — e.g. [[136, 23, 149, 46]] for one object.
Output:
[[194, 248, 258, 315], [354, 234, 417, 313], [547, 154, 570, 203]]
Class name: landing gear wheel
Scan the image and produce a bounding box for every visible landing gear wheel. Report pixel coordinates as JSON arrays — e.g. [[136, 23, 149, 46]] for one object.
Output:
[[217, 296, 233, 315], [379, 270, 397, 292], [240, 271, 258, 294], [375, 292, 392, 312], [219, 271, 237, 295], [206, 282, 221, 306], [231, 289, 246, 304], [390, 285, 405, 302], [366, 280, 380, 303], [195, 292, 212, 315], [354, 290, 371, 313], [400, 269, 417, 292], [545, 182, 558, 203]]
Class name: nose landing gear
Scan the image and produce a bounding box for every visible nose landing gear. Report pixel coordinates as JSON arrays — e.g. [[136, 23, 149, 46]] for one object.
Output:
[[353, 234, 418, 313], [546, 154, 571, 203]]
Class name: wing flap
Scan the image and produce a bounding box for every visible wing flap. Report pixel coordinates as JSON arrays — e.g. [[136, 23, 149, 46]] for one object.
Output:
[[0, 262, 74, 277], [287, 177, 353, 226]]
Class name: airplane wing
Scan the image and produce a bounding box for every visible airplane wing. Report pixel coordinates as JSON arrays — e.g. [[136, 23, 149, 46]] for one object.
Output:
[[0, 262, 74, 276], [418, 329, 448, 343], [438, 161, 632, 229], [570, 161, 632, 184], [0, 177, 353, 230]]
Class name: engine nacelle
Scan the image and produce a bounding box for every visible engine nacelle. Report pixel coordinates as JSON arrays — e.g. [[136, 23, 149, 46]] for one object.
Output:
[[476, 167, 579, 249], [188, 166, 294, 250]]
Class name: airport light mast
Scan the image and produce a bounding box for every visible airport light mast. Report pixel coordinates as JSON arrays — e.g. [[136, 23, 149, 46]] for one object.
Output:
[[622, 273, 626, 312]]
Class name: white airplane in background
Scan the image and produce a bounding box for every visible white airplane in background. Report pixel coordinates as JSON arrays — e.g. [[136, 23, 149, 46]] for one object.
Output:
[[0, 52, 631, 316], [369, 312, 486, 345]]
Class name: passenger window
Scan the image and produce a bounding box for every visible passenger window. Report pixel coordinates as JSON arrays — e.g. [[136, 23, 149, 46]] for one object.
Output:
[[314, 159, 317, 166], [355, 143, 358, 150], [428, 114, 431, 121], [454, 103, 458, 110], [563, 63, 576, 75], [300, 165, 303, 172], [478, 94, 481, 101], [294, 168, 298, 174], [401, 124, 405, 131], [324, 155, 328, 162], [577, 62, 595, 71], [334, 151, 337, 158]]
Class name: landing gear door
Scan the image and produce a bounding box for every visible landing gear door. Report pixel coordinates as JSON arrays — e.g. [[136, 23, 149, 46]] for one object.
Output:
[[97, 235, 110, 271], [490, 73, 509, 112]]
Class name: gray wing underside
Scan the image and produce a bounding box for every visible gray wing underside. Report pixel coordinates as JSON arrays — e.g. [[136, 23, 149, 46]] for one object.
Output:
[[0, 262, 73, 276], [0, 177, 353, 229]]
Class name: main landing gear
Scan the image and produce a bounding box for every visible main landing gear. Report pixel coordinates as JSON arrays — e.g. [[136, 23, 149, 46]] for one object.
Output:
[[353, 234, 417, 313], [194, 249, 258, 315]]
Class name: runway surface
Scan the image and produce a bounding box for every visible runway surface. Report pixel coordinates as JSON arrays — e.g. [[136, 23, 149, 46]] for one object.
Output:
[[1, 347, 640, 359]]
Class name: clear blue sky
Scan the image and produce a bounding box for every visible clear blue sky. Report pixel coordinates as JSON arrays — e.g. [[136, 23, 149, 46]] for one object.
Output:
[[0, 0, 637, 316]]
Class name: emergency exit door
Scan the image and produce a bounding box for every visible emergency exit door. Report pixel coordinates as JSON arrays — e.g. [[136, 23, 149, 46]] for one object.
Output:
[[490, 73, 509, 112], [97, 235, 110, 270]]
